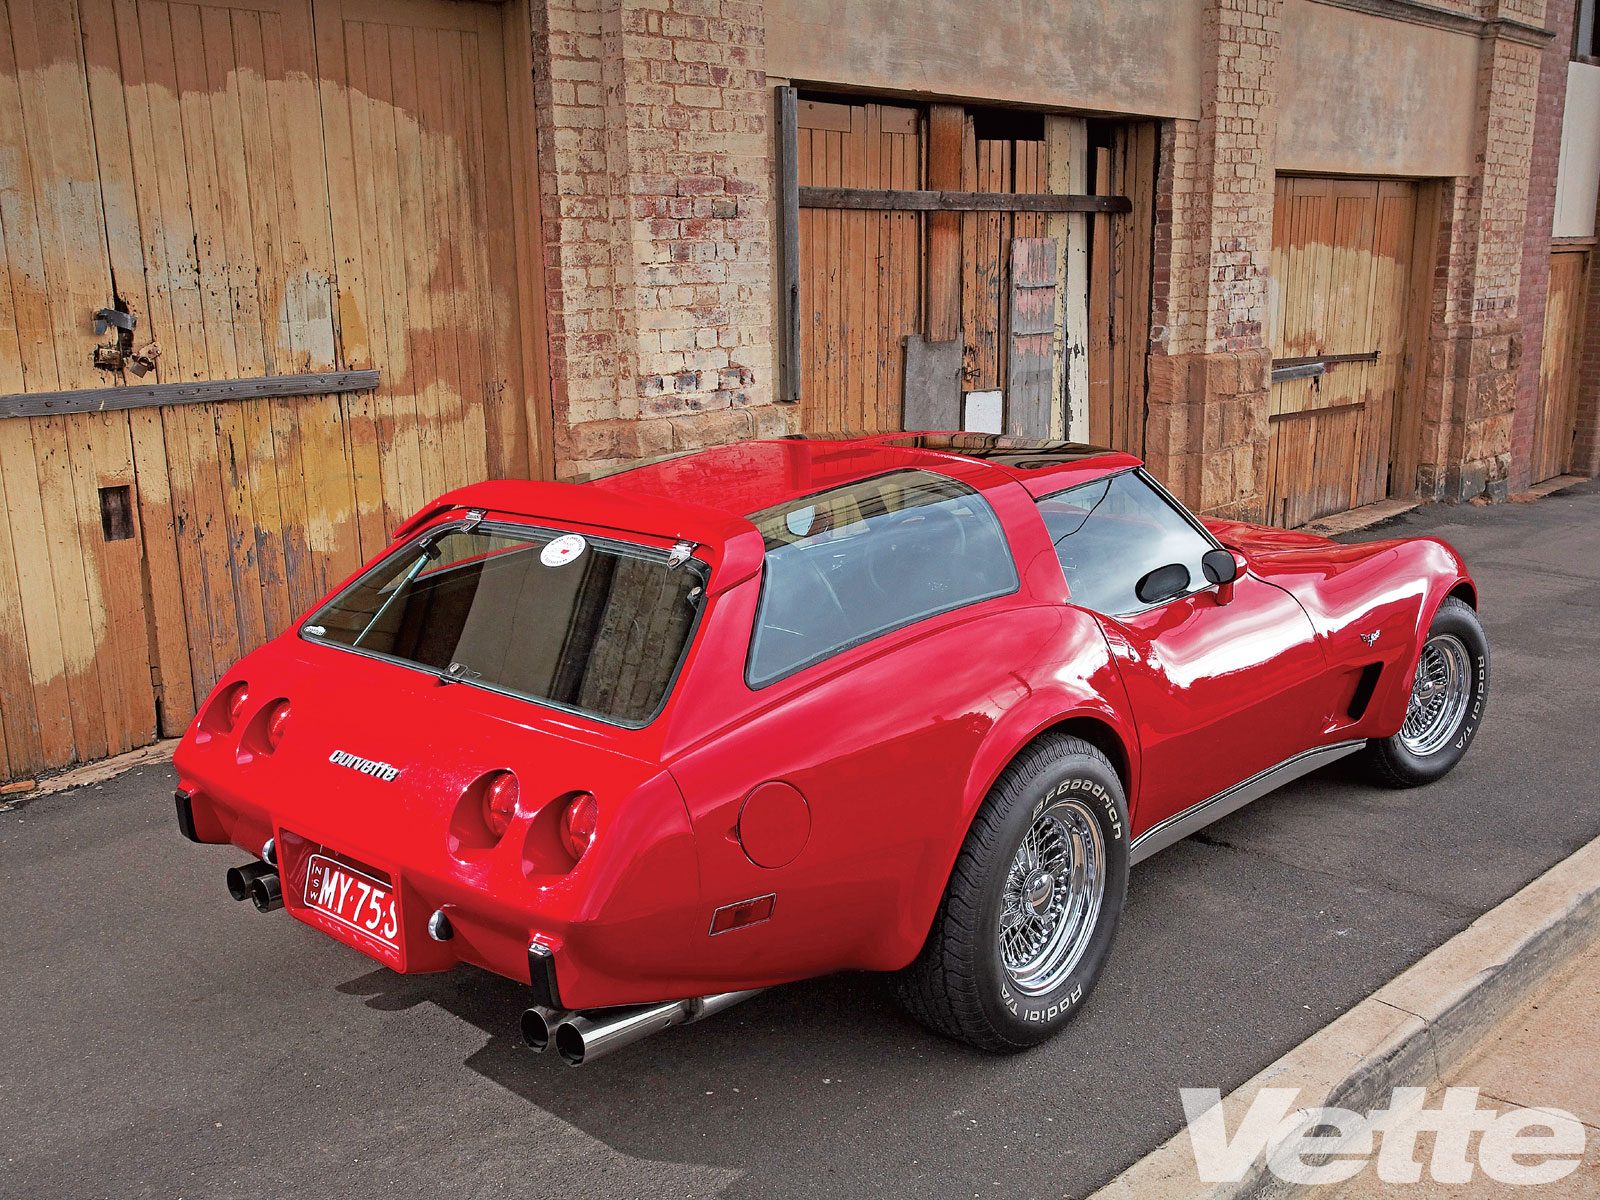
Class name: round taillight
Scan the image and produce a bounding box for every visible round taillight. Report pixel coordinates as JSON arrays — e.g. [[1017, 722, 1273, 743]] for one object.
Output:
[[560, 793, 598, 861], [483, 772, 519, 839], [265, 703, 291, 752], [226, 687, 250, 729]]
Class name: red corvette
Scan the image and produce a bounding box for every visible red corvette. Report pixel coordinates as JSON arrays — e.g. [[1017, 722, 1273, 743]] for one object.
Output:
[[173, 434, 1488, 1062]]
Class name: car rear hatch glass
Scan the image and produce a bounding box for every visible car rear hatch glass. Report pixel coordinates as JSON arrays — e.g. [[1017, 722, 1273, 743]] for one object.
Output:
[[302, 521, 706, 727]]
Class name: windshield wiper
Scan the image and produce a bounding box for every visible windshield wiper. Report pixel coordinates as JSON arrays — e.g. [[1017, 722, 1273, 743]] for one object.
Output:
[[351, 537, 441, 648]]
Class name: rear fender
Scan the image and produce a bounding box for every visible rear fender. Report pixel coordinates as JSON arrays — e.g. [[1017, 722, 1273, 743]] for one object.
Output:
[[897, 609, 1137, 964]]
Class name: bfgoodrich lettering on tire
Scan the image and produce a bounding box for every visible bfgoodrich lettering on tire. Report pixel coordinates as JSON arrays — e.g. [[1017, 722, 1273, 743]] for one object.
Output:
[[1362, 596, 1489, 788], [894, 732, 1129, 1052]]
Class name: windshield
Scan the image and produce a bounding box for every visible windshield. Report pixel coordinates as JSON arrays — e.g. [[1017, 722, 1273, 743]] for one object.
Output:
[[303, 522, 706, 726]]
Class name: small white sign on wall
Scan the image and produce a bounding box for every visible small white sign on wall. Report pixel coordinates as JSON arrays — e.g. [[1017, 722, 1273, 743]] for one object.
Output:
[[963, 389, 1003, 434]]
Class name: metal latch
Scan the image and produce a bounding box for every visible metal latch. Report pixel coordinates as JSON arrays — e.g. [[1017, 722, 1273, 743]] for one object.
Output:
[[666, 540, 697, 568]]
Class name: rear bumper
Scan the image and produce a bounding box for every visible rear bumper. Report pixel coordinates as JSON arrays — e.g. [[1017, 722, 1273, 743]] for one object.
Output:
[[174, 770, 703, 1012]]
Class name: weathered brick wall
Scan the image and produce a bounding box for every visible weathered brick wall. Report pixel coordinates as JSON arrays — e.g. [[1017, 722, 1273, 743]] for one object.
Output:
[[530, 0, 790, 479], [1147, 0, 1279, 519], [1511, 0, 1574, 490], [1412, 11, 1544, 502]]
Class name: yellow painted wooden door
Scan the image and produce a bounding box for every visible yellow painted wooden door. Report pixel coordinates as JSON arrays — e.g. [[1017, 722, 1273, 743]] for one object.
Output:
[[1533, 249, 1588, 482], [314, 0, 539, 539], [0, 0, 545, 782], [1266, 177, 1419, 528], [0, 0, 158, 778], [797, 98, 924, 433]]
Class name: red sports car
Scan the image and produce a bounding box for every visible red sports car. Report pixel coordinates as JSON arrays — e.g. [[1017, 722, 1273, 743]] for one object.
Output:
[[173, 434, 1488, 1063]]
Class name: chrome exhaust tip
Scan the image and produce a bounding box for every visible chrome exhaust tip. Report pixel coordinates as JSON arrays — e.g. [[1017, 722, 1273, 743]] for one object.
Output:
[[553, 990, 764, 1066], [249, 872, 283, 913], [226, 861, 274, 902], [520, 1006, 574, 1052]]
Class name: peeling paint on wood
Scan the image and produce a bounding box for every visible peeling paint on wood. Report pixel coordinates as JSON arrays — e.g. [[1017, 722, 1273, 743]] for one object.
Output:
[[0, 0, 543, 784]]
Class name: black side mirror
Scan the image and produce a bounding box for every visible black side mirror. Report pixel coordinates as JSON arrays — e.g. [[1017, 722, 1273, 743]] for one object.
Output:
[[1201, 547, 1239, 585], [1135, 562, 1191, 606]]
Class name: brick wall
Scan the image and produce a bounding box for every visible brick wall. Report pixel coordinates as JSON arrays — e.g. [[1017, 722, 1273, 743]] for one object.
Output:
[[1512, 0, 1575, 489], [1146, 0, 1280, 520], [1413, 12, 1545, 502], [518, 0, 1571, 508], [529, 0, 790, 480]]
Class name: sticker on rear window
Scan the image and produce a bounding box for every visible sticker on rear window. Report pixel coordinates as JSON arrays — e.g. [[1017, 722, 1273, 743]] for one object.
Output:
[[541, 534, 587, 567]]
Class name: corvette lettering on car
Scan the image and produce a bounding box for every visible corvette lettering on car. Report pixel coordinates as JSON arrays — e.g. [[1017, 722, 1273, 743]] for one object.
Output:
[[174, 433, 1488, 1064]]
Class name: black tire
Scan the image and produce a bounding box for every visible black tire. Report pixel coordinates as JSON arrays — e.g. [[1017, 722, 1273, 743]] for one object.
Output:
[[1362, 596, 1489, 788], [894, 733, 1129, 1052]]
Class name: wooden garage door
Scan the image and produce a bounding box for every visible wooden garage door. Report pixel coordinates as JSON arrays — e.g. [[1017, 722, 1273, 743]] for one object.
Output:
[[796, 98, 924, 433], [1532, 249, 1588, 482], [1266, 177, 1419, 528], [0, 0, 546, 782]]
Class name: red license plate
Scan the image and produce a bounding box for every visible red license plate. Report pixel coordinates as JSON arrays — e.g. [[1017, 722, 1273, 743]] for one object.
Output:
[[303, 854, 399, 948]]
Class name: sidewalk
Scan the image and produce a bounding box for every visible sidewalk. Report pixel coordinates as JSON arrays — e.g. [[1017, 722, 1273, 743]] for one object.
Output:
[[1338, 933, 1600, 1197]]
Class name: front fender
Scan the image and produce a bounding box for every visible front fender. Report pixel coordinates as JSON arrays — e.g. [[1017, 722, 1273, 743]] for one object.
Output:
[[1367, 539, 1476, 735], [1246, 535, 1475, 739]]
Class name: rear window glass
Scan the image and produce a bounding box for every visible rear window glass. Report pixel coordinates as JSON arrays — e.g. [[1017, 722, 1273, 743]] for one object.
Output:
[[303, 523, 705, 726], [746, 470, 1018, 686]]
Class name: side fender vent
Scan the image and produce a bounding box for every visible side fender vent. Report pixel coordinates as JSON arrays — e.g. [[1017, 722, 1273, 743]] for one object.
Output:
[[1347, 662, 1384, 721]]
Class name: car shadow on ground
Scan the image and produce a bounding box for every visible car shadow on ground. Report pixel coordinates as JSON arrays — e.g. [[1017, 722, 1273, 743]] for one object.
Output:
[[333, 959, 1019, 1177]]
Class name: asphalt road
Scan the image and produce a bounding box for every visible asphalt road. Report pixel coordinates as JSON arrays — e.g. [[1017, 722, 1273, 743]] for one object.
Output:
[[4, 480, 1598, 1200]]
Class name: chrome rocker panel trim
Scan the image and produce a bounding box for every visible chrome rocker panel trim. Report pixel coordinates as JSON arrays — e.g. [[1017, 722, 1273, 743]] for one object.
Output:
[[1129, 739, 1366, 865]]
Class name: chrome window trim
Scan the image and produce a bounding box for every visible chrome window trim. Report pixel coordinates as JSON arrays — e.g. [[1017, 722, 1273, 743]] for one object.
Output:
[[298, 518, 708, 730]]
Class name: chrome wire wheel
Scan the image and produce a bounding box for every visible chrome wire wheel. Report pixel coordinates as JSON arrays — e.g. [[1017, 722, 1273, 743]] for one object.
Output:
[[1400, 633, 1473, 757], [999, 798, 1106, 997]]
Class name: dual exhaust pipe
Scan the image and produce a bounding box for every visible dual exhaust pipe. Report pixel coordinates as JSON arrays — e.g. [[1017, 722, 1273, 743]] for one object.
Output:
[[226, 861, 282, 912], [228, 859, 756, 1063], [522, 990, 763, 1066]]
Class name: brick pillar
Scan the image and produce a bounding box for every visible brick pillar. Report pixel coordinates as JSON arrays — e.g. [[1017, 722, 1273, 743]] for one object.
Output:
[[1145, 0, 1279, 520], [531, 0, 790, 479], [1415, 11, 1543, 504], [1510, 0, 1574, 491]]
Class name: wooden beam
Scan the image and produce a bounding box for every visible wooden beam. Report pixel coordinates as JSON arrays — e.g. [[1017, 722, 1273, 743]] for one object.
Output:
[[775, 86, 802, 404], [1269, 400, 1368, 422], [1272, 351, 1382, 368], [0, 370, 381, 420], [925, 106, 965, 343], [799, 186, 1131, 214]]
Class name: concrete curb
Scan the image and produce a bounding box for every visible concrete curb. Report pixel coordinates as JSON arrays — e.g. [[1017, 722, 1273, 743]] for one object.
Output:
[[1090, 833, 1600, 1200]]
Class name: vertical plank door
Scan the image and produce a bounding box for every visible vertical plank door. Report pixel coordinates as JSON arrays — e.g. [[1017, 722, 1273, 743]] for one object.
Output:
[[0, 0, 156, 778], [1533, 249, 1588, 482], [1265, 176, 1419, 528], [79, 0, 353, 729], [315, 0, 545, 515], [795, 97, 924, 433]]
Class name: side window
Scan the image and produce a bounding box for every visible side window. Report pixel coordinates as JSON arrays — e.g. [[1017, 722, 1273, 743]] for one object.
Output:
[[1035, 471, 1217, 616], [746, 470, 1020, 686]]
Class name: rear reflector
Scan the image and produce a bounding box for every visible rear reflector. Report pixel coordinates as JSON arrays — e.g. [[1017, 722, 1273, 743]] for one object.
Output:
[[483, 772, 519, 839], [559, 792, 598, 861], [226, 686, 250, 729], [709, 893, 776, 936]]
